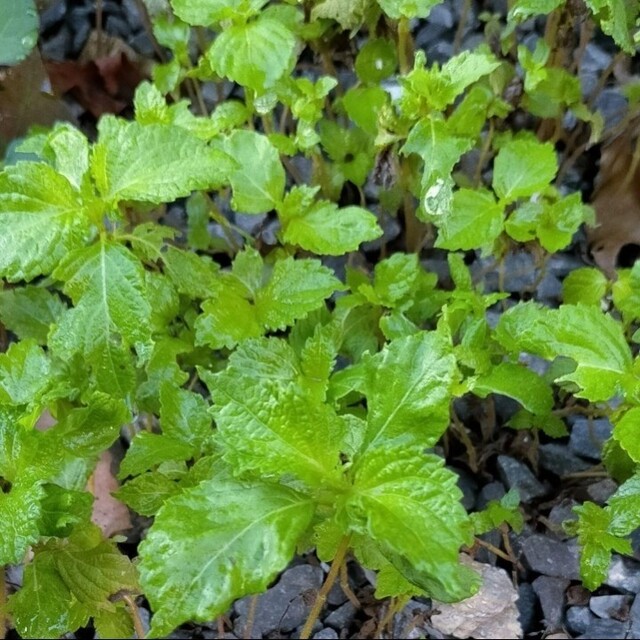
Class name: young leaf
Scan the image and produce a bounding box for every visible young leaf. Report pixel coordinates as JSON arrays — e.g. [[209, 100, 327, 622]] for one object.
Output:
[[0, 340, 51, 406], [92, 116, 234, 205], [495, 303, 634, 401], [208, 17, 296, 92], [473, 362, 554, 416], [607, 473, 640, 536], [139, 475, 315, 636], [377, 0, 443, 19], [0, 482, 43, 564], [563, 267, 609, 305], [360, 331, 458, 453], [493, 139, 557, 203], [222, 130, 285, 213], [434, 188, 504, 253], [0, 286, 66, 343], [612, 408, 640, 464], [49, 240, 151, 394], [280, 200, 382, 255], [584, 0, 636, 53], [0, 162, 91, 281], [347, 446, 479, 602], [0, 0, 38, 66], [116, 470, 182, 516], [209, 371, 344, 487], [170, 0, 268, 25]]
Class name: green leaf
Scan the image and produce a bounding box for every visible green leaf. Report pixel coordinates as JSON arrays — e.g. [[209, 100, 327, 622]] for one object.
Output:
[[584, 0, 636, 53], [571, 502, 632, 590], [0, 340, 51, 406], [537, 194, 595, 252], [360, 252, 421, 309], [0, 0, 38, 66], [222, 130, 285, 213], [341, 86, 388, 135], [563, 268, 609, 305], [607, 473, 640, 536], [0, 482, 43, 564], [139, 475, 315, 636], [256, 257, 343, 331], [612, 408, 640, 463], [508, 0, 564, 21], [377, 0, 443, 18], [50, 240, 151, 395], [347, 446, 479, 601], [210, 368, 344, 487], [0, 286, 66, 343], [280, 199, 381, 255], [208, 17, 296, 92], [311, 0, 368, 29], [92, 116, 233, 204], [493, 139, 557, 203], [116, 470, 182, 516], [355, 38, 397, 83], [434, 188, 504, 252], [0, 162, 91, 281], [119, 432, 194, 479], [94, 603, 135, 640], [160, 384, 212, 450], [495, 303, 634, 401], [170, 0, 268, 24], [37, 485, 93, 537], [361, 332, 458, 452], [473, 362, 554, 416], [472, 489, 523, 534]]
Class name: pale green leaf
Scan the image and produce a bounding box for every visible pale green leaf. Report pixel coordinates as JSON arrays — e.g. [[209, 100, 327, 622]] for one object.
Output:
[[563, 268, 609, 306], [171, 0, 268, 24], [0, 0, 38, 65], [0, 340, 51, 406], [495, 303, 634, 401], [256, 257, 342, 331], [49, 241, 151, 393], [473, 362, 554, 415], [119, 432, 194, 479], [493, 139, 557, 202], [312, 0, 368, 29], [92, 116, 233, 204], [94, 603, 135, 640], [47, 123, 91, 191], [509, 0, 564, 21], [377, 0, 443, 18], [584, 0, 636, 53], [160, 384, 212, 450], [347, 446, 479, 601], [613, 408, 640, 463], [434, 188, 504, 252], [116, 470, 182, 516], [208, 18, 296, 91], [0, 482, 43, 564], [0, 162, 91, 281], [0, 286, 66, 343], [607, 473, 640, 536], [281, 201, 382, 255], [211, 372, 344, 487], [361, 332, 458, 452], [139, 476, 315, 636], [222, 130, 285, 213]]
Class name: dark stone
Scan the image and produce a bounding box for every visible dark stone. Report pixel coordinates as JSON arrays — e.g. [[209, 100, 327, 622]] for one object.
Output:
[[535, 272, 562, 302], [105, 15, 131, 39], [324, 602, 357, 630], [393, 601, 432, 639], [312, 628, 339, 639], [496, 455, 547, 503], [578, 618, 631, 639], [606, 556, 640, 594], [475, 529, 502, 565], [522, 535, 581, 580], [538, 443, 591, 477], [595, 89, 628, 128], [569, 419, 612, 461], [234, 565, 324, 636], [586, 478, 618, 504], [326, 580, 348, 607], [532, 575, 569, 630], [566, 606, 597, 635], [589, 594, 632, 620], [547, 499, 579, 539], [517, 582, 537, 633], [429, 3, 455, 28], [629, 595, 640, 639], [129, 31, 156, 57], [475, 481, 505, 510], [40, 0, 67, 32], [40, 25, 72, 60], [453, 467, 478, 511]]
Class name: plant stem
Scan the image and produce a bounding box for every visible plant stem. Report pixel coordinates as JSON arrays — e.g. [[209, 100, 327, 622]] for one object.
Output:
[[453, 0, 472, 54], [123, 594, 146, 639], [244, 595, 258, 640], [300, 535, 351, 640], [397, 18, 413, 75]]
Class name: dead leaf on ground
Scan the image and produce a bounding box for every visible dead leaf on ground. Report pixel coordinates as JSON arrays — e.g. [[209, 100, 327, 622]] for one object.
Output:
[[430, 555, 523, 639], [89, 450, 132, 538], [0, 50, 74, 152], [588, 115, 640, 276], [45, 31, 150, 117]]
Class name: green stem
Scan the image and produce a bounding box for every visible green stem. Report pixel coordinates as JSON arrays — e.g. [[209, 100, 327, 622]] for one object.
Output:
[[300, 535, 351, 640], [397, 18, 413, 75]]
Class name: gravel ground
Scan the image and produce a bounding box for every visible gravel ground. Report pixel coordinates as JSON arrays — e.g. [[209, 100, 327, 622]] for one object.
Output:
[[6, 0, 640, 638]]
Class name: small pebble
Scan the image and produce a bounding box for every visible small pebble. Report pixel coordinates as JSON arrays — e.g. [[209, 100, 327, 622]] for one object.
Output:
[[566, 606, 597, 635], [589, 594, 631, 620], [606, 556, 640, 594], [578, 618, 631, 639], [522, 535, 581, 580], [325, 601, 357, 630], [496, 455, 547, 503], [312, 628, 339, 640], [538, 443, 591, 477], [569, 419, 612, 461], [532, 575, 569, 629]]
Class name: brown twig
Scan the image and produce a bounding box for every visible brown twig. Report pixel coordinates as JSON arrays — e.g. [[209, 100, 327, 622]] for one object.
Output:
[[244, 595, 258, 640], [123, 593, 146, 639]]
